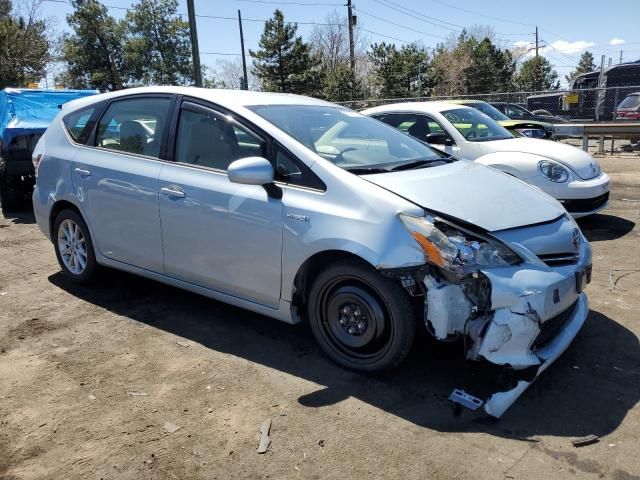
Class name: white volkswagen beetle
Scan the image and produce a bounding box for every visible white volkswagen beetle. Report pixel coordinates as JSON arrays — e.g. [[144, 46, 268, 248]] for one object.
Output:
[[363, 102, 610, 217]]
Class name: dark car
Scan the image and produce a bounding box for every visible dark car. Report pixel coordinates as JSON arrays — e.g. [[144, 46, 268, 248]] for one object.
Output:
[[0, 88, 97, 211], [491, 102, 569, 123], [615, 92, 640, 120]]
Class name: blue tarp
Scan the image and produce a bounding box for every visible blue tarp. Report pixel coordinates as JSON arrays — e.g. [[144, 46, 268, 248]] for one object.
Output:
[[0, 88, 98, 142]]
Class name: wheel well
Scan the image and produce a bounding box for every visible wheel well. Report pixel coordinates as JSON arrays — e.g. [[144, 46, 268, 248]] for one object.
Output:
[[49, 200, 81, 239], [292, 250, 373, 313]]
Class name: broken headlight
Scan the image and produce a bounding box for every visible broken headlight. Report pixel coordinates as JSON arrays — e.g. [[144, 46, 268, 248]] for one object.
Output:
[[399, 213, 521, 273]]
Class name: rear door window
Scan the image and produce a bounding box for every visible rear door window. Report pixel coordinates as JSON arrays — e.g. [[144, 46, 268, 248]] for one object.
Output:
[[95, 97, 171, 158]]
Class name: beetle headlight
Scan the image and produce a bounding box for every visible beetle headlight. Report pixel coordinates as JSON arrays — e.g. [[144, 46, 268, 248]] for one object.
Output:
[[516, 128, 545, 138], [399, 214, 521, 273], [538, 160, 569, 183]]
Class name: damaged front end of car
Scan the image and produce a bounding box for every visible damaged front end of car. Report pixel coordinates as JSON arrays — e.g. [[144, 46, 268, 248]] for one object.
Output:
[[387, 212, 591, 418]]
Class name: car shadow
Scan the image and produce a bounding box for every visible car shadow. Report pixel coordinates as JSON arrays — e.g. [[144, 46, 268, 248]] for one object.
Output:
[[49, 269, 640, 440], [1, 208, 35, 225], [577, 214, 635, 242]]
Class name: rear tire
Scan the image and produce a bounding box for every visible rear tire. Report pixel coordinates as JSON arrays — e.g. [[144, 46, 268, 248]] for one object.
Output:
[[0, 157, 21, 212], [307, 259, 416, 373], [53, 209, 98, 284]]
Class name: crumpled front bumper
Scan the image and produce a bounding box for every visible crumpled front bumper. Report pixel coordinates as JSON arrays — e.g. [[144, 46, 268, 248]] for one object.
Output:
[[472, 247, 590, 416], [424, 235, 591, 417], [482, 293, 588, 417]]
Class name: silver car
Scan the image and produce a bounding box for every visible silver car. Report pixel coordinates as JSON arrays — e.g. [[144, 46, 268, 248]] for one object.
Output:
[[32, 87, 592, 417]]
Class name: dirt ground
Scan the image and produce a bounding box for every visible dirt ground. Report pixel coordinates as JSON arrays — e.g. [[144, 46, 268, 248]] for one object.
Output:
[[1, 155, 639, 480]]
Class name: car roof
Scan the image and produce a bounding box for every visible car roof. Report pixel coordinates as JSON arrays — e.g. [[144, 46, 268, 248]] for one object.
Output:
[[362, 101, 473, 115], [60, 86, 339, 113], [446, 99, 486, 105]]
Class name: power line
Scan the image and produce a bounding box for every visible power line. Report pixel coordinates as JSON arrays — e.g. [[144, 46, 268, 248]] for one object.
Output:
[[42, 0, 335, 25], [201, 52, 242, 56], [370, 0, 533, 41], [369, 0, 460, 32], [428, 0, 534, 27], [359, 28, 410, 44], [234, 0, 342, 5], [541, 41, 583, 64], [355, 8, 448, 40]]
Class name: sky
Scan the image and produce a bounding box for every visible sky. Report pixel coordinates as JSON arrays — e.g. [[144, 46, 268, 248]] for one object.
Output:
[[39, 0, 640, 86]]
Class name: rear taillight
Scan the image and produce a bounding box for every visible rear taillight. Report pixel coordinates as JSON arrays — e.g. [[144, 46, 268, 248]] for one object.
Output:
[[32, 153, 42, 177]]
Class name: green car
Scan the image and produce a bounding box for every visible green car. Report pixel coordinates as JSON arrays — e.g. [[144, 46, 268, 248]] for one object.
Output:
[[448, 99, 555, 139]]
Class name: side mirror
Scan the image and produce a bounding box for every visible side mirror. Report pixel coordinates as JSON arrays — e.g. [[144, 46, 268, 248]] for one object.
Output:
[[228, 157, 274, 185], [425, 132, 453, 146]]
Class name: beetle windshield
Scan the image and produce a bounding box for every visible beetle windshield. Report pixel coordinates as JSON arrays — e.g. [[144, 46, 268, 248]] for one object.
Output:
[[442, 108, 514, 142], [465, 102, 510, 121], [249, 105, 446, 172]]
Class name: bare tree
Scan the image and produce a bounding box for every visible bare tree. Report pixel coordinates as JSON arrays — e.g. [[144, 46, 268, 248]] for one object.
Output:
[[308, 10, 372, 99], [214, 58, 258, 90], [431, 48, 472, 96]]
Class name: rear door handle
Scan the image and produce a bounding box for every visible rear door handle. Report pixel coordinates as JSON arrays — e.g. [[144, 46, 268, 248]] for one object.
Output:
[[74, 167, 92, 177], [160, 186, 186, 199]]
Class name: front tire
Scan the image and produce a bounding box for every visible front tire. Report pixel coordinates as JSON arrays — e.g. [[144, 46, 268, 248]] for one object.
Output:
[[53, 209, 98, 284], [307, 260, 417, 372]]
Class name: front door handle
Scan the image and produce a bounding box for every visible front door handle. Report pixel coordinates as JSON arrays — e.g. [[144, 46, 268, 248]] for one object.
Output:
[[160, 186, 186, 199], [74, 167, 92, 177]]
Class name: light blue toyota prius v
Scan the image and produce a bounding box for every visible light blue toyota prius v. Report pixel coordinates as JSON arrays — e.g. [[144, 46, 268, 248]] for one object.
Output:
[[32, 87, 592, 417]]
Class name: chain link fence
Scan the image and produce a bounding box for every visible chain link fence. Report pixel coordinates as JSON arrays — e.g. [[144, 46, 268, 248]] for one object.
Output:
[[339, 85, 640, 155], [339, 85, 640, 123]]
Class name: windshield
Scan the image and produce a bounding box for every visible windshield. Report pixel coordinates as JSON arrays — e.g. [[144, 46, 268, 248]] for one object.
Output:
[[619, 95, 640, 109], [507, 104, 533, 117], [249, 105, 444, 171], [442, 108, 513, 142], [463, 102, 510, 121]]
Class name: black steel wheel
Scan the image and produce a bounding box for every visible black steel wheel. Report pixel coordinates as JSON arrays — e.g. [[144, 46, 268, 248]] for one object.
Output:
[[307, 259, 416, 372]]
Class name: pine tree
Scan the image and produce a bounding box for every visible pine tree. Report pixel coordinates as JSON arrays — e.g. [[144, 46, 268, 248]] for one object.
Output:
[[565, 51, 596, 84], [249, 9, 320, 95], [369, 42, 430, 98], [465, 38, 515, 94], [124, 0, 192, 86], [0, 0, 49, 88], [61, 0, 126, 90], [515, 56, 559, 91]]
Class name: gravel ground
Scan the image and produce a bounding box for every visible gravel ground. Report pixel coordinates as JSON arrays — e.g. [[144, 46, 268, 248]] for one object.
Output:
[[1, 155, 639, 480]]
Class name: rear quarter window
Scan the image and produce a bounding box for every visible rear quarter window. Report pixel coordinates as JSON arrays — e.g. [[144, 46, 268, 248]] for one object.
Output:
[[63, 107, 96, 143]]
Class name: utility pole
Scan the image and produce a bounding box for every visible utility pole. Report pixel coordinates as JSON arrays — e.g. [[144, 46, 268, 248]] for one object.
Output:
[[535, 26, 538, 57], [620, 50, 623, 64], [187, 0, 202, 87], [238, 10, 249, 90], [347, 0, 355, 74]]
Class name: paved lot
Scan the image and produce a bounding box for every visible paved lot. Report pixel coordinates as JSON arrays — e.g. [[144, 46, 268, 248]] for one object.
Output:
[[1, 155, 639, 480]]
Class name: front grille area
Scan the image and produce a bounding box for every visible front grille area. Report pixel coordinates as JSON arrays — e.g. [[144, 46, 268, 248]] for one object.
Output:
[[532, 300, 579, 349], [538, 252, 579, 266], [561, 192, 609, 213]]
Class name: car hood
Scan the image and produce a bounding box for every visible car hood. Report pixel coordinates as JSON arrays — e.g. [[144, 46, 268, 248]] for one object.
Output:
[[364, 160, 565, 232], [498, 119, 550, 128], [476, 137, 600, 180]]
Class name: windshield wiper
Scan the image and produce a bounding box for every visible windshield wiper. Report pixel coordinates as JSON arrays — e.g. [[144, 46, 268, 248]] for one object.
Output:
[[390, 158, 451, 171], [344, 166, 391, 175]]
